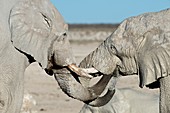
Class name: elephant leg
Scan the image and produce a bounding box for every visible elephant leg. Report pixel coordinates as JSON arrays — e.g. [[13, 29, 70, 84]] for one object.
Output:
[[159, 76, 170, 113]]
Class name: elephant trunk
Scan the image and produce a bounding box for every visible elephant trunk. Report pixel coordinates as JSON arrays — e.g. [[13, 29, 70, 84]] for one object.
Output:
[[46, 36, 112, 102], [79, 40, 121, 106], [79, 40, 121, 75], [53, 65, 112, 102]]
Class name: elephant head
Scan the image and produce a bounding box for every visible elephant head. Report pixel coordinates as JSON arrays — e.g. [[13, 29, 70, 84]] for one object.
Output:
[[10, 0, 70, 68], [9, 0, 111, 104], [80, 9, 170, 104]]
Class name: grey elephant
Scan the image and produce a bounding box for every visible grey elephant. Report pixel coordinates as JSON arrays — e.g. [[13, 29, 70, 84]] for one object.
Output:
[[0, 0, 100, 113], [80, 88, 159, 113], [78, 9, 170, 113], [79, 77, 159, 113]]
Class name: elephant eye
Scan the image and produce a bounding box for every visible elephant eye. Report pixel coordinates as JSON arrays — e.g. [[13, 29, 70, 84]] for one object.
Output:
[[63, 33, 67, 36], [41, 13, 51, 28], [110, 45, 115, 50], [110, 44, 117, 54]]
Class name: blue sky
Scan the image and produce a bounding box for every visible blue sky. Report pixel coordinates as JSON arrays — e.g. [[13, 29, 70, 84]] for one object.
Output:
[[50, 0, 170, 24]]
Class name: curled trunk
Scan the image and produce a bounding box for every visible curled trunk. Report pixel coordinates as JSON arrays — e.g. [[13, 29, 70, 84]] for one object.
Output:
[[79, 39, 121, 75], [78, 39, 121, 106], [53, 67, 112, 102]]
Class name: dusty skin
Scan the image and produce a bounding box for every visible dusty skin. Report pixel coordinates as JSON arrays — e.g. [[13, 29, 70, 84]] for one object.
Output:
[[24, 25, 158, 113]]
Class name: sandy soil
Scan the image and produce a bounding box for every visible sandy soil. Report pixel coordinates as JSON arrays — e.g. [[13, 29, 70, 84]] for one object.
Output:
[[24, 25, 159, 113]]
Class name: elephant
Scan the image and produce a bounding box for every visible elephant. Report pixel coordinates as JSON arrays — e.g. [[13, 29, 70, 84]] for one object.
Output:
[[79, 76, 159, 113], [0, 0, 108, 112], [79, 8, 170, 113], [80, 88, 159, 113]]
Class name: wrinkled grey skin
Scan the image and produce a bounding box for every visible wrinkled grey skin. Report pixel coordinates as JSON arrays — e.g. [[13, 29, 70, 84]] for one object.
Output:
[[80, 88, 159, 113], [80, 9, 170, 113], [0, 0, 72, 112], [0, 0, 111, 112]]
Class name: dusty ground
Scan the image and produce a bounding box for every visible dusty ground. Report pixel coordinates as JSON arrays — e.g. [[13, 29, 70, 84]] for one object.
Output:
[[24, 24, 159, 113]]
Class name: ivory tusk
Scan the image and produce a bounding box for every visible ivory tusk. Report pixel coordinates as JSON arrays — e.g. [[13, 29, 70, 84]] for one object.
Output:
[[68, 64, 93, 78], [81, 68, 99, 74]]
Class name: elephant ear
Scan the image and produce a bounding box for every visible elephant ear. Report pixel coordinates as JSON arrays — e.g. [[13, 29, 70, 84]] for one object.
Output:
[[9, 0, 53, 68], [138, 29, 170, 88]]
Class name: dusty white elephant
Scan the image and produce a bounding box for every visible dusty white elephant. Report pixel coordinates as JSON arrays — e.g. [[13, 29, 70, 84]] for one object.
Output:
[[80, 88, 159, 113], [0, 0, 101, 113], [79, 9, 170, 113]]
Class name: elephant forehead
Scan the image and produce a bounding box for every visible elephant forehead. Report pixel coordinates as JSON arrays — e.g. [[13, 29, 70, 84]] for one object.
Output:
[[36, 0, 67, 34], [11, 0, 66, 33], [110, 9, 170, 53]]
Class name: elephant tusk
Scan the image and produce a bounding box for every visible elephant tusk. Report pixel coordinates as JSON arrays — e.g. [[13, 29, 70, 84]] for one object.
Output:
[[81, 68, 99, 74], [68, 64, 93, 78]]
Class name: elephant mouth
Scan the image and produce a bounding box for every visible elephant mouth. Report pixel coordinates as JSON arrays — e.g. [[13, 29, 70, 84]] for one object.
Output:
[[45, 61, 98, 78]]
